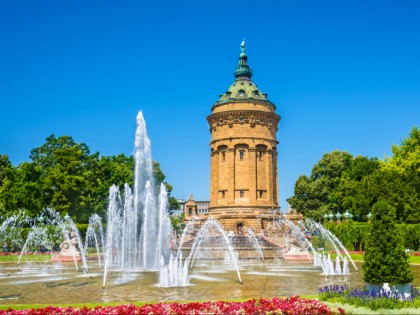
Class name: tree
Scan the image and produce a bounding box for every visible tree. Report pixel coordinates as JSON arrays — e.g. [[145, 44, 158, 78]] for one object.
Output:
[[0, 135, 179, 223], [386, 126, 420, 177], [0, 155, 12, 187], [0, 162, 43, 217], [0, 155, 13, 215], [170, 213, 184, 234], [152, 161, 179, 211], [349, 127, 420, 223], [287, 151, 352, 219], [330, 156, 380, 218], [28, 135, 100, 222], [92, 154, 134, 217], [363, 199, 413, 285], [380, 126, 420, 223]]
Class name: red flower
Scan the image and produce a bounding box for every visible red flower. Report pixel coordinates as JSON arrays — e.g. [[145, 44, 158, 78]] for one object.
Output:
[[0, 297, 344, 315]]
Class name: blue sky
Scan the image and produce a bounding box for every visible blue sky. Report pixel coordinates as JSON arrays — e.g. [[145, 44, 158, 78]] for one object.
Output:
[[0, 0, 419, 211]]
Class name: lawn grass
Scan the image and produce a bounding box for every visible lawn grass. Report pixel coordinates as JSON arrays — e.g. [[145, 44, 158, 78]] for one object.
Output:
[[0, 302, 149, 311], [0, 254, 52, 262], [325, 302, 420, 314], [328, 253, 420, 264], [408, 256, 420, 264], [329, 253, 364, 261], [3, 253, 420, 263]]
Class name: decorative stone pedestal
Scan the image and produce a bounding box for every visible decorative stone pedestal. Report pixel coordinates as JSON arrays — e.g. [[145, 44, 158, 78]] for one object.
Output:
[[51, 231, 81, 262], [282, 244, 312, 262]]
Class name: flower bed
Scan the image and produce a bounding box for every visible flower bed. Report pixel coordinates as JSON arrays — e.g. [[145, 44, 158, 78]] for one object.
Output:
[[319, 284, 420, 310], [0, 296, 345, 315]]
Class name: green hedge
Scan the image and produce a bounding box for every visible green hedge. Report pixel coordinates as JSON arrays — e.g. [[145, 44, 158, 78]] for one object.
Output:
[[1, 224, 92, 252], [322, 221, 420, 251]]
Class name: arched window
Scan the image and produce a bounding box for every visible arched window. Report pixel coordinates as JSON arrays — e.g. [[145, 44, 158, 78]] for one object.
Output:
[[256, 144, 267, 161], [218, 145, 228, 162], [235, 144, 249, 161]]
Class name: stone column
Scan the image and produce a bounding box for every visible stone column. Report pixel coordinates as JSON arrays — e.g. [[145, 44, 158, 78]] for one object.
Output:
[[266, 149, 273, 205], [273, 147, 278, 205], [227, 147, 235, 204], [210, 149, 219, 207], [248, 148, 257, 204]]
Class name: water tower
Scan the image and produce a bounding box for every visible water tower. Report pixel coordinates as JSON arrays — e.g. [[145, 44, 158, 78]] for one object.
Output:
[[207, 41, 281, 234]]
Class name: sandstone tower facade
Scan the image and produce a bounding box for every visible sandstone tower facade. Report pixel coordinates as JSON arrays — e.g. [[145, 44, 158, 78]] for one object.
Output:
[[206, 41, 281, 233]]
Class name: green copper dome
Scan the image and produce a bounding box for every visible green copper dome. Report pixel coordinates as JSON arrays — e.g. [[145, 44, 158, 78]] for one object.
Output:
[[214, 40, 274, 108]]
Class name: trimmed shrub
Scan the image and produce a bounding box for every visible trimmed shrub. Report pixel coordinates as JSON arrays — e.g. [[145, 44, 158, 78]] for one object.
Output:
[[363, 199, 413, 285]]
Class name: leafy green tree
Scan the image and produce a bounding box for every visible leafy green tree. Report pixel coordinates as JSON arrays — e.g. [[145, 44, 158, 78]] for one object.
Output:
[[0, 135, 179, 223], [170, 213, 184, 234], [289, 125, 419, 224], [330, 156, 380, 218], [0, 155, 13, 215], [288, 150, 352, 219], [152, 161, 179, 211], [363, 199, 413, 285], [380, 126, 420, 222], [0, 155, 12, 187], [385, 126, 420, 176], [347, 128, 420, 223], [360, 169, 419, 223], [28, 135, 100, 222], [92, 154, 134, 217], [0, 162, 43, 217]]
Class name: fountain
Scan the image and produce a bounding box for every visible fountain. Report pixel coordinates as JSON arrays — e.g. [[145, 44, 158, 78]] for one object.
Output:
[[246, 228, 264, 261], [176, 217, 242, 283], [157, 253, 189, 287], [0, 111, 370, 305], [281, 218, 316, 262], [5, 208, 88, 272], [102, 112, 173, 287], [83, 214, 105, 267], [305, 219, 358, 273], [263, 216, 356, 276]]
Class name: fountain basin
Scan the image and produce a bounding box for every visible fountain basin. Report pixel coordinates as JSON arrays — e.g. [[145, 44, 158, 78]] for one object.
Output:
[[283, 254, 312, 261], [0, 260, 367, 305], [51, 255, 81, 262]]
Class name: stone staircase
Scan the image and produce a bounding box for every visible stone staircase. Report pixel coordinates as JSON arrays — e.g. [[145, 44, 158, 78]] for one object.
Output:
[[178, 235, 283, 260]]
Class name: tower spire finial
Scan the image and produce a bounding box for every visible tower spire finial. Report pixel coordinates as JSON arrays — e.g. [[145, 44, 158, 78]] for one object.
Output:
[[234, 39, 253, 79]]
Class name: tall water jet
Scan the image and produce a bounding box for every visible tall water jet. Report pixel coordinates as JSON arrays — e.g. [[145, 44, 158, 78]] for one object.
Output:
[[305, 219, 357, 271], [158, 253, 189, 287], [103, 111, 173, 287], [185, 218, 242, 284], [0, 212, 28, 252], [247, 228, 264, 261], [84, 214, 105, 267]]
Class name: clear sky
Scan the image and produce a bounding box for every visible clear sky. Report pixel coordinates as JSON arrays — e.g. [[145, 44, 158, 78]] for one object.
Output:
[[0, 0, 419, 211]]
